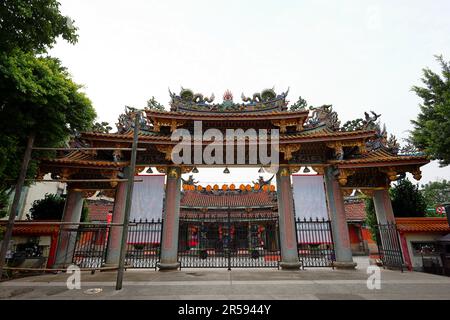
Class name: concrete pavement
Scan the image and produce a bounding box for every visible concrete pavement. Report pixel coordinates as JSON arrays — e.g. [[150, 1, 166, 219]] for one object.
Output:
[[1, 258, 450, 300]]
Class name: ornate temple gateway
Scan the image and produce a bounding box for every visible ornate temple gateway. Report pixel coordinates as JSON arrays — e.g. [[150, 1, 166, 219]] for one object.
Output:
[[37, 88, 429, 270]]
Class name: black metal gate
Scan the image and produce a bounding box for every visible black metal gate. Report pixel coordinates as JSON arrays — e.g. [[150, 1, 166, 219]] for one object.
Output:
[[67, 220, 163, 269], [71, 224, 110, 268], [375, 223, 404, 271], [125, 219, 163, 269], [295, 218, 335, 268], [178, 212, 281, 268]]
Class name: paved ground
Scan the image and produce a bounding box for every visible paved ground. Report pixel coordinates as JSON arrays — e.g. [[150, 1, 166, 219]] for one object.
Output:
[[1, 257, 450, 300]]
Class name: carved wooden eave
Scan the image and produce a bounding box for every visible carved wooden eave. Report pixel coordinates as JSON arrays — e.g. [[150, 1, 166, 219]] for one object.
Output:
[[276, 144, 300, 161], [151, 117, 186, 133], [155, 145, 174, 161], [271, 118, 304, 133], [337, 168, 356, 186], [378, 165, 423, 181], [326, 139, 367, 158]]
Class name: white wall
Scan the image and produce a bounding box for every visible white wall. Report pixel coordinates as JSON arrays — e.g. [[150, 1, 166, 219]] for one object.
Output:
[[18, 174, 66, 220], [405, 233, 446, 270]]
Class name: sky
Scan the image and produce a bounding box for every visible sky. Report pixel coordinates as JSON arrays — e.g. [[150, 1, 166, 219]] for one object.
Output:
[[49, 0, 450, 186]]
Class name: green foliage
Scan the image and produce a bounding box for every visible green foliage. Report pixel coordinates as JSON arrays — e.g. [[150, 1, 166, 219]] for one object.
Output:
[[29, 193, 65, 220], [29, 193, 89, 222], [146, 96, 165, 111], [92, 121, 112, 133], [364, 197, 378, 241], [341, 118, 364, 131], [289, 96, 309, 111], [410, 55, 450, 166], [0, 51, 96, 190], [391, 178, 427, 217], [0, 0, 78, 54], [0, 2, 97, 191], [421, 179, 450, 215], [0, 189, 9, 219]]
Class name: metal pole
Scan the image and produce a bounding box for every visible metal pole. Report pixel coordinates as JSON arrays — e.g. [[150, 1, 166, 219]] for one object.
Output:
[[0, 133, 35, 279], [115, 114, 140, 290]]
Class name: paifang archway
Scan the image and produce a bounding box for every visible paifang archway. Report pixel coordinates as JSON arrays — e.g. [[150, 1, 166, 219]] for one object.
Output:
[[37, 88, 429, 270]]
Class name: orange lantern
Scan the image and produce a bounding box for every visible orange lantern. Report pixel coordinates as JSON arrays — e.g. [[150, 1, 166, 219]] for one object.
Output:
[[206, 185, 212, 192], [213, 184, 219, 191], [254, 183, 260, 191], [222, 184, 228, 191], [190, 185, 196, 191], [229, 184, 235, 190], [183, 184, 189, 191], [239, 184, 246, 191], [262, 185, 269, 192], [246, 184, 252, 191], [269, 185, 276, 192], [197, 185, 203, 191]]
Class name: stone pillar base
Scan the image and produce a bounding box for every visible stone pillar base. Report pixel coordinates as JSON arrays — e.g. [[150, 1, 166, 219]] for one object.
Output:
[[333, 261, 357, 269], [158, 262, 180, 271], [279, 261, 302, 270]]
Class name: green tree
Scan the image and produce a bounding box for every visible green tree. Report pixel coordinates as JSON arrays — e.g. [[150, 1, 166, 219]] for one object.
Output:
[[29, 193, 89, 221], [0, 0, 78, 54], [391, 178, 427, 217], [92, 121, 112, 133], [146, 96, 165, 111], [410, 55, 450, 166], [364, 197, 378, 241], [289, 96, 309, 111], [421, 179, 450, 207], [0, 0, 97, 193]]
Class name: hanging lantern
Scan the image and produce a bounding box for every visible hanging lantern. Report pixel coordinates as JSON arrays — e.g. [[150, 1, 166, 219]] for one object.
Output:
[[222, 184, 228, 191], [206, 185, 212, 192], [303, 166, 311, 173], [146, 167, 153, 173], [223, 167, 230, 174], [183, 184, 188, 191], [239, 184, 246, 191], [192, 167, 199, 173], [213, 184, 219, 191], [246, 184, 252, 191], [254, 183, 260, 191], [269, 185, 276, 192], [229, 184, 236, 190], [262, 185, 269, 192], [197, 185, 203, 191]]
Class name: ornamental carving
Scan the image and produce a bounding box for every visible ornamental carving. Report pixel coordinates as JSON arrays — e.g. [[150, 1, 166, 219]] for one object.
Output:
[[156, 145, 174, 161], [278, 144, 301, 161], [337, 169, 356, 186], [306, 105, 340, 131]]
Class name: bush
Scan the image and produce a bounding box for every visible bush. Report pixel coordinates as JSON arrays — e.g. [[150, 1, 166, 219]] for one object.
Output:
[[29, 193, 89, 221]]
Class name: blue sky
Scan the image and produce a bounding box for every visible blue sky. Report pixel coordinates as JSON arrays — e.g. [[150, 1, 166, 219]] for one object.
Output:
[[50, 0, 450, 185]]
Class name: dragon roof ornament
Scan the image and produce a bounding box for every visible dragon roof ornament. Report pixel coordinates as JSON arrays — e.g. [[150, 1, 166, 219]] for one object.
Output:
[[169, 88, 289, 113], [115, 106, 149, 134]]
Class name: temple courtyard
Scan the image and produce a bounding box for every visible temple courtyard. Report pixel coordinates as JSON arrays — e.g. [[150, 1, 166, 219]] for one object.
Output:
[[1, 258, 449, 300]]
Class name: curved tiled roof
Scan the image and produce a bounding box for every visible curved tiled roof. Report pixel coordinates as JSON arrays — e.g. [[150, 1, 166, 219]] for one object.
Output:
[[180, 191, 277, 208], [145, 109, 309, 119], [331, 148, 429, 165], [395, 217, 450, 233]]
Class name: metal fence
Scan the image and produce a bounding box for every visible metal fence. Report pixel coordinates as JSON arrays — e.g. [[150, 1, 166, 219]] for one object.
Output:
[[178, 212, 281, 269], [56, 220, 163, 269], [295, 218, 335, 268], [125, 219, 163, 269], [70, 224, 110, 268], [375, 223, 404, 271]]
